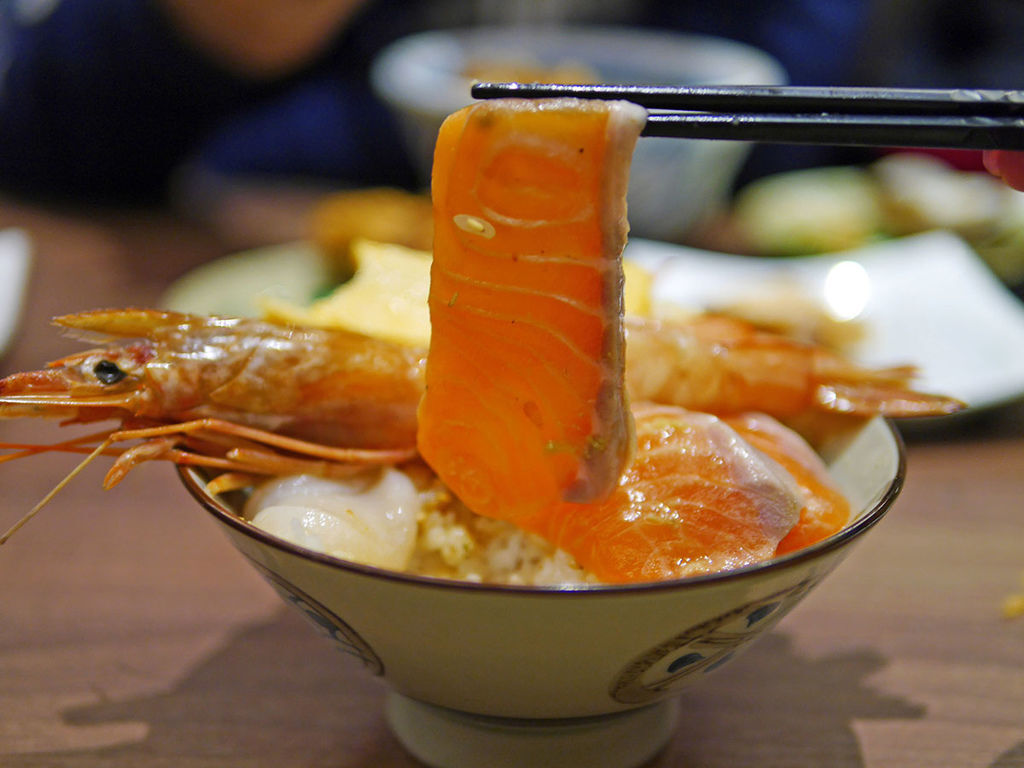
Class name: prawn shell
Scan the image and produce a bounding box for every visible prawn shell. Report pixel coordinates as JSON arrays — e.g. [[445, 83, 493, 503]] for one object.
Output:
[[52, 308, 192, 343]]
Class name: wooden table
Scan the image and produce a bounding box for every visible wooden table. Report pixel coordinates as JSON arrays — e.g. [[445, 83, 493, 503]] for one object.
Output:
[[1, 199, 1023, 768]]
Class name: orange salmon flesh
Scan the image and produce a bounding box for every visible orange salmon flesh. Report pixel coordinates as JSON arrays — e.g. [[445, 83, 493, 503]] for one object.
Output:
[[417, 98, 646, 527]]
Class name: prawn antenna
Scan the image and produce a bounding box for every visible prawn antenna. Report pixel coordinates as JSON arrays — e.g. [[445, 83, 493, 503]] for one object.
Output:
[[0, 437, 113, 545]]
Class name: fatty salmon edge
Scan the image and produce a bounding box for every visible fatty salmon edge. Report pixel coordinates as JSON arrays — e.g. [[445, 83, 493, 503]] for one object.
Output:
[[588, 99, 646, 500], [417, 99, 645, 526], [724, 414, 851, 555]]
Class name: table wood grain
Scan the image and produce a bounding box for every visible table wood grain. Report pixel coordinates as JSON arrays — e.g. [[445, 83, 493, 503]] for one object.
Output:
[[1, 200, 1022, 768]]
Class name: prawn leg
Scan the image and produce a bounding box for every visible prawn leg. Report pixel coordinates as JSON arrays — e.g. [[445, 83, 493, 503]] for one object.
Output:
[[103, 436, 188, 488], [0, 429, 128, 462], [109, 418, 418, 464], [99, 418, 419, 488], [222, 447, 382, 479], [203, 472, 259, 496], [104, 445, 282, 488]]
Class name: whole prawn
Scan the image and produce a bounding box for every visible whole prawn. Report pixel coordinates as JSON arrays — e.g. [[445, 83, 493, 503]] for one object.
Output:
[[0, 309, 424, 540], [624, 313, 964, 419]]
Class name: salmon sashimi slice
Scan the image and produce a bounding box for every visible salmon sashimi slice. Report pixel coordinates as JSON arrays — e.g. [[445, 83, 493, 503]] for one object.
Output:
[[726, 412, 852, 556], [417, 98, 646, 526], [545, 405, 804, 583]]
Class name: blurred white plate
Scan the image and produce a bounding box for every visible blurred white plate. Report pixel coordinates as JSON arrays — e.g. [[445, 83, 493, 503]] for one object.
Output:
[[0, 229, 32, 358], [162, 241, 331, 318], [625, 231, 1024, 412]]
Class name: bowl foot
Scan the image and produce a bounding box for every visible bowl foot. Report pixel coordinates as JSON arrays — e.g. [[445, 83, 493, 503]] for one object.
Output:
[[385, 692, 678, 768]]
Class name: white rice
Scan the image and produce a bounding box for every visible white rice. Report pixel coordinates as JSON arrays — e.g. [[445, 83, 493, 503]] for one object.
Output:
[[407, 478, 597, 586]]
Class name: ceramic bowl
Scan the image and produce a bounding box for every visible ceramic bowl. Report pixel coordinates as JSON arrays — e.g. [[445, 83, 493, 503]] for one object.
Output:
[[369, 26, 787, 242], [180, 415, 903, 767]]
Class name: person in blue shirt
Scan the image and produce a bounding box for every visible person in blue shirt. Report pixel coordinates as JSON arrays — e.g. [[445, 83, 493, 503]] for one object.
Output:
[[0, 0, 873, 204]]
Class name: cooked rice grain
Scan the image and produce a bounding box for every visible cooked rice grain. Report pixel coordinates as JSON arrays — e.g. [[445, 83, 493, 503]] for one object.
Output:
[[407, 479, 598, 586]]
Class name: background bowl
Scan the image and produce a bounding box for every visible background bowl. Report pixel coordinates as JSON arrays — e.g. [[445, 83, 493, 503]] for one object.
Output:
[[180, 416, 903, 767], [369, 26, 787, 242]]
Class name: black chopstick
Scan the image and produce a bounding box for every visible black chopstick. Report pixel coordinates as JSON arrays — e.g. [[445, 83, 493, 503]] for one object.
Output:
[[642, 112, 1024, 149], [472, 83, 1024, 116], [470, 82, 1024, 150]]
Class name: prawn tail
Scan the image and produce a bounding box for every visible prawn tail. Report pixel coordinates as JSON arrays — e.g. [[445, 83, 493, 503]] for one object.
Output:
[[812, 350, 966, 418], [815, 381, 966, 417]]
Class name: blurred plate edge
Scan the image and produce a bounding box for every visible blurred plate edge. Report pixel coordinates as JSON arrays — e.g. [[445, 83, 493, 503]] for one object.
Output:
[[161, 241, 332, 318], [0, 228, 32, 358]]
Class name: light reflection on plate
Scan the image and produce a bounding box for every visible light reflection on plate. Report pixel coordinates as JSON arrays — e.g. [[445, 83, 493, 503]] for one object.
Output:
[[822, 260, 871, 321], [625, 231, 1024, 413]]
